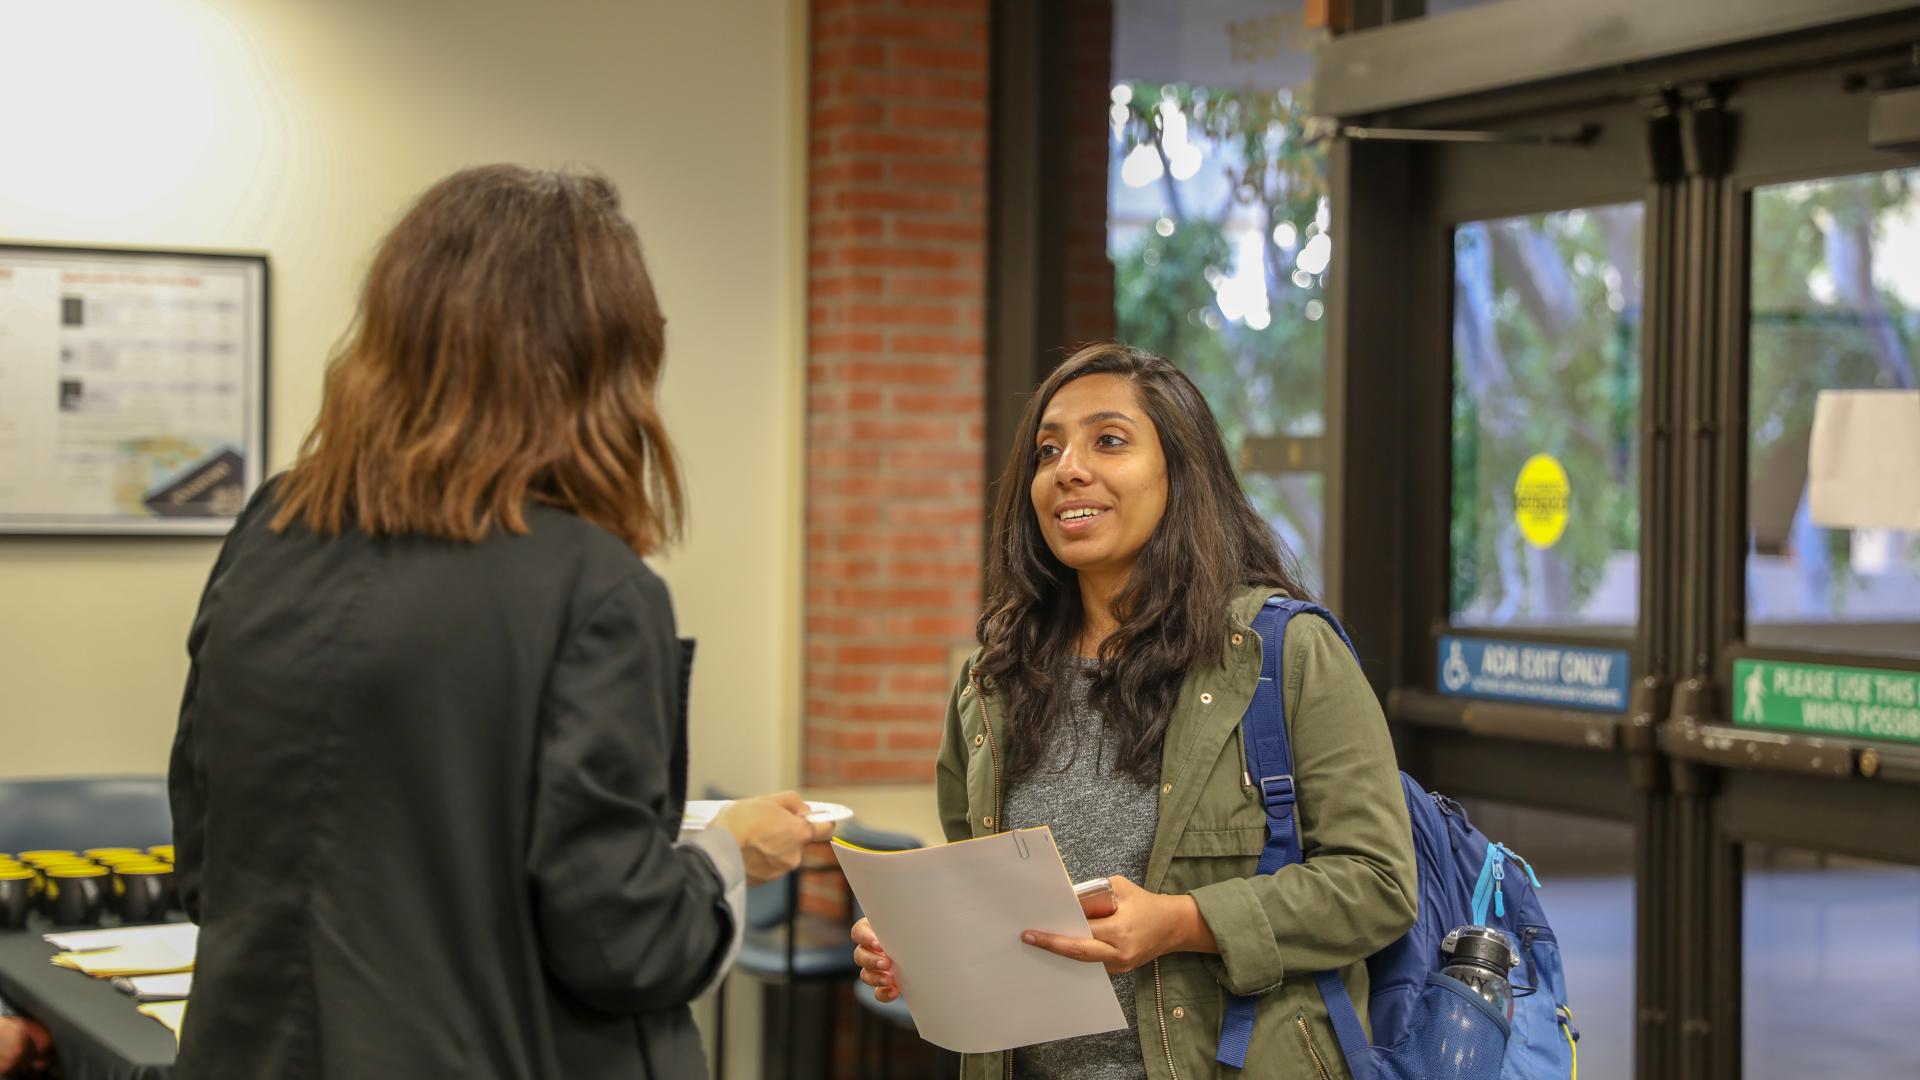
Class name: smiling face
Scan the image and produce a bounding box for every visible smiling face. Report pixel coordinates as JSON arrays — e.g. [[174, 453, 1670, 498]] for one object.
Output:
[[1029, 373, 1170, 588]]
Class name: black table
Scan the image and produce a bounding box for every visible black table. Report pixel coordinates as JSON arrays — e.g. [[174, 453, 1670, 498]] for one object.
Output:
[[0, 925, 178, 1080]]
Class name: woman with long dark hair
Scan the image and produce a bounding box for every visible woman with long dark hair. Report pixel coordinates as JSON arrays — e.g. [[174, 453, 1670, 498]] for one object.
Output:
[[168, 166, 827, 1079], [853, 343, 1416, 1079]]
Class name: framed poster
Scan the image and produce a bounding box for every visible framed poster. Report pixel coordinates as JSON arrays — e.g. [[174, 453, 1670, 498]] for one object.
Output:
[[0, 244, 268, 535]]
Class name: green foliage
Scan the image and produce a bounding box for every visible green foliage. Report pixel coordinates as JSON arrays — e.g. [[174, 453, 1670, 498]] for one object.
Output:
[[1110, 81, 1330, 582]]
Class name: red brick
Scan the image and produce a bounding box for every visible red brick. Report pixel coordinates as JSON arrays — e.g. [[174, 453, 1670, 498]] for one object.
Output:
[[887, 104, 988, 130], [888, 161, 988, 190], [839, 758, 938, 782], [846, 302, 959, 328], [842, 246, 964, 271], [831, 587, 959, 612], [811, 274, 886, 298], [890, 332, 984, 356], [837, 643, 951, 666], [891, 218, 986, 243], [807, 330, 887, 355], [842, 361, 965, 387], [885, 612, 978, 636], [889, 671, 965, 695], [884, 728, 947, 751], [844, 12, 988, 43], [811, 77, 886, 114], [834, 71, 983, 102], [889, 44, 989, 75], [834, 188, 964, 216], [887, 274, 981, 300]]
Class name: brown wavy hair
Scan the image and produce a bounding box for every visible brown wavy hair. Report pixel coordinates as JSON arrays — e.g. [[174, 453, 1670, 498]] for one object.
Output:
[[272, 165, 683, 553], [978, 343, 1313, 785]]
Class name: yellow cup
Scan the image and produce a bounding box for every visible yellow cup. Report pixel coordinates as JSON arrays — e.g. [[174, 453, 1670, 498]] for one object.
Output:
[[24, 854, 94, 870], [45, 864, 109, 926], [146, 845, 176, 860], [16, 850, 78, 862], [111, 863, 174, 923], [0, 865, 33, 930]]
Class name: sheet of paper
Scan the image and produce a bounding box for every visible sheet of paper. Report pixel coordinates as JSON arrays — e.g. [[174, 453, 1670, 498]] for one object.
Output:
[[52, 941, 195, 977], [1809, 389, 1920, 529], [834, 826, 1126, 1053], [114, 972, 193, 1000], [136, 1000, 188, 1045], [44, 923, 197, 954]]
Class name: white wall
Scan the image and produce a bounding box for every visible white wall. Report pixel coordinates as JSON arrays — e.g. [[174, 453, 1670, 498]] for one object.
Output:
[[0, 0, 807, 800]]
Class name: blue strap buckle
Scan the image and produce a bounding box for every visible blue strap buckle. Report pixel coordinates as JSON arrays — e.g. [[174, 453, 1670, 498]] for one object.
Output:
[[1259, 773, 1295, 807]]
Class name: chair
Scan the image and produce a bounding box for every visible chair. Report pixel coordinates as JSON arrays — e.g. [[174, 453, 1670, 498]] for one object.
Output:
[[708, 795, 919, 1079], [835, 822, 928, 1079], [0, 776, 172, 855]]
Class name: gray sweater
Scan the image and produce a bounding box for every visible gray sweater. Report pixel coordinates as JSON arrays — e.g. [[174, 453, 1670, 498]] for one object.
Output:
[[1002, 661, 1158, 1080]]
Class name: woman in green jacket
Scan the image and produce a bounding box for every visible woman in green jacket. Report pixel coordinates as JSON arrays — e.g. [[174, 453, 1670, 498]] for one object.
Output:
[[852, 343, 1417, 1080]]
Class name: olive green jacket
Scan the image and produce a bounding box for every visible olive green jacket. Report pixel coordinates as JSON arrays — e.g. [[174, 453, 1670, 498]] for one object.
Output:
[[935, 587, 1417, 1080]]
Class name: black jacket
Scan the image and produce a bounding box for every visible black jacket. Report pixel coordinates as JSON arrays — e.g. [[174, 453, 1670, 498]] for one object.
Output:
[[168, 486, 736, 1078]]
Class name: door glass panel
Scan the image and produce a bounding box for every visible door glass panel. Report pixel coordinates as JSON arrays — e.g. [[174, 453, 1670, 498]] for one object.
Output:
[[1450, 203, 1644, 633], [1747, 168, 1920, 657], [1743, 844, 1920, 1078], [1457, 800, 1634, 1079]]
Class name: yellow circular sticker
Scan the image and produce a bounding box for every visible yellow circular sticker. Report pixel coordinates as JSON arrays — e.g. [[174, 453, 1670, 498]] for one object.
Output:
[[1514, 454, 1570, 549]]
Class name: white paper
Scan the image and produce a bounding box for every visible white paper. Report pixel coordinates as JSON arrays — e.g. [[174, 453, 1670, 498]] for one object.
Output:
[[1809, 390, 1920, 530], [44, 923, 197, 954], [834, 827, 1127, 1053], [114, 972, 193, 1000]]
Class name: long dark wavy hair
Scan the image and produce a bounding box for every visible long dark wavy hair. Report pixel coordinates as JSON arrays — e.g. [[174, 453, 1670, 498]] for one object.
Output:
[[977, 343, 1313, 785]]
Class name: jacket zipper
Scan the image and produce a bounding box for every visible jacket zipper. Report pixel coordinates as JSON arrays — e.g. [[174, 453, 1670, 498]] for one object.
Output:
[[968, 668, 1003, 836], [1153, 959, 1179, 1080], [1295, 1012, 1333, 1080]]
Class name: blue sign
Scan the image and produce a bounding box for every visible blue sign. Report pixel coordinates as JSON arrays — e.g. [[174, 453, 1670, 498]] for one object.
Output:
[[1437, 636, 1631, 713]]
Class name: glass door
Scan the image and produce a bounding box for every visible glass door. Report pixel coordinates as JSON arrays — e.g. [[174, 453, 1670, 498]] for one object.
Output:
[[1335, 90, 1660, 1079], [1688, 51, 1920, 1080]]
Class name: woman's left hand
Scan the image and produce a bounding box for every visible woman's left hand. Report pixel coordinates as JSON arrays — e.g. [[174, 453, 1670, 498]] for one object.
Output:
[[1021, 876, 1217, 974]]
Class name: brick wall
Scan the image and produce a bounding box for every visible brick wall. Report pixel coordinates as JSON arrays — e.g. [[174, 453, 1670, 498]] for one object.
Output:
[[805, 0, 991, 786]]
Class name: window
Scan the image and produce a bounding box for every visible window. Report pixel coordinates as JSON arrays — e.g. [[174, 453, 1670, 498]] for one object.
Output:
[[1451, 204, 1644, 631], [1747, 168, 1920, 657], [1109, 3, 1330, 592]]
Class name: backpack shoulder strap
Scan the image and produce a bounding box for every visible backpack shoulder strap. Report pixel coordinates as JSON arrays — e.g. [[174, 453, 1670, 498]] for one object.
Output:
[[1216, 597, 1373, 1079]]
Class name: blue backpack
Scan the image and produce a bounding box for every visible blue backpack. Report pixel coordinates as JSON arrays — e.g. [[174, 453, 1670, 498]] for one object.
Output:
[[1217, 598, 1579, 1080]]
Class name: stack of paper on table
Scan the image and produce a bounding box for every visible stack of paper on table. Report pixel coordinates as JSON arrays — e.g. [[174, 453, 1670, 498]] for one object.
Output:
[[113, 972, 193, 1001], [135, 1000, 188, 1045], [46, 923, 197, 977], [833, 826, 1126, 1053]]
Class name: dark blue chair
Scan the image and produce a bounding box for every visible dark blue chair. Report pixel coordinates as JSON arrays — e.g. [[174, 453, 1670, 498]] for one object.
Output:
[[835, 822, 928, 1079], [0, 776, 172, 855], [707, 791, 920, 1079]]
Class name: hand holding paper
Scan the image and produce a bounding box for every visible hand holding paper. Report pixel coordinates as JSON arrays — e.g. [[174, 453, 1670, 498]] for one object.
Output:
[[835, 827, 1126, 1053]]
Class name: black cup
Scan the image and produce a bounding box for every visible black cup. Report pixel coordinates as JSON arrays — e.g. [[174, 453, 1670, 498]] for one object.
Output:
[[46, 868, 108, 926], [0, 871, 32, 930], [114, 867, 172, 925]]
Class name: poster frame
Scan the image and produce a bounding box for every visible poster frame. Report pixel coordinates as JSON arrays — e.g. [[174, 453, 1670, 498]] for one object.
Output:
[[0, 241, 270, 538]]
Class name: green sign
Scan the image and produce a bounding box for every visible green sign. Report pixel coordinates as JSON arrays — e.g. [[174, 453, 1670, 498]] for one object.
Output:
[[1733, 658, 1920, 745]]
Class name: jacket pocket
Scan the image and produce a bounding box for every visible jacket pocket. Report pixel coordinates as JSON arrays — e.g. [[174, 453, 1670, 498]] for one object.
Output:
[[1163, 826, 1265, 894], [1292, 1011, 1338, 1080]]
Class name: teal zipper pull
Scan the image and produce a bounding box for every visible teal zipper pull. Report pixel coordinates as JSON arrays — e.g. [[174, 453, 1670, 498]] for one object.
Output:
[[1491, 847, 1507, 919], [1503, 844, 1543, 888]]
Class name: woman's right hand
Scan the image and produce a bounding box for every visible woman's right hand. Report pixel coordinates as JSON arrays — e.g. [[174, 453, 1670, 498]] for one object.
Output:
[[851, 917, 899, 1002], [710, 792, 830, 887]]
